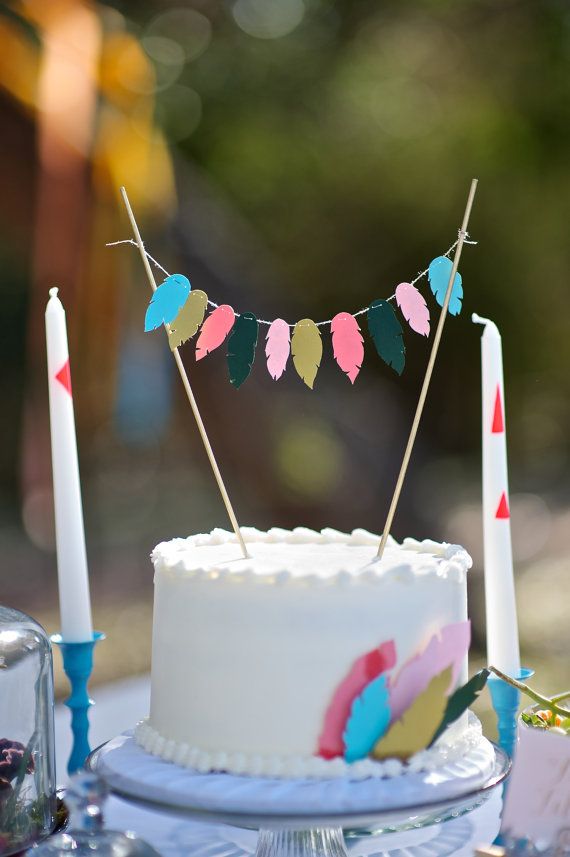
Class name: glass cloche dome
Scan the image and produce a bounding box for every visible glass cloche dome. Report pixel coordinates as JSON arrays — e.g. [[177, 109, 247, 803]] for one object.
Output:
[[0, 606, 57, 855]]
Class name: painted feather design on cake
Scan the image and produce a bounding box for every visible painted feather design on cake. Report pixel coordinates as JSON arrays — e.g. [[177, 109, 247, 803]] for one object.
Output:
[[265, 318, 290, 380], [331, 312, 364, 383], [168, 289, 208, 350], [429, 667, 489, 746], [195, 305, 236, 360], [343, 674, 391, 763], [395, 282, 430, 337], [144, 274, 191, 332], [388, 621, 471, 725], [317, 640, 396, 759], [372, 667, 451, 760]]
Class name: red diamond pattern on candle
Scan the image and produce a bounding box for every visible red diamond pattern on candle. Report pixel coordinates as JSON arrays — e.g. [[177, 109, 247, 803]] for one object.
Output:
[[495, 492, 510, 519], [55, 359, 72, 396], [491, 385, 504, 433]]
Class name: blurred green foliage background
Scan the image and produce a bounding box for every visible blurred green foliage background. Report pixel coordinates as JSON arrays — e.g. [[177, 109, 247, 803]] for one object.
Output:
[[0, 0, 568, 719]]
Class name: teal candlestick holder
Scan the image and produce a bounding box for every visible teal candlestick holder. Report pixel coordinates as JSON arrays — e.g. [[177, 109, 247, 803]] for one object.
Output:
[[488, 666, 534, 758], [51, 632, 105, 775]]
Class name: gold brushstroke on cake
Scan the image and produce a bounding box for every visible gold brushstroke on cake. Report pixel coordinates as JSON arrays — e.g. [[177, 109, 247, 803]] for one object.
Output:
[[371, 666, 452, 761]]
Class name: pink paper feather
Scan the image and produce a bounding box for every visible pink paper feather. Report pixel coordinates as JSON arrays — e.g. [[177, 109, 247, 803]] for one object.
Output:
[[395, 282, 430, 337], [388, 621, 471, 724], [317, 640, 396, 759], [331, 312, 364, 384], [265, 318, 290, 380], [195, 305, 235, 360]]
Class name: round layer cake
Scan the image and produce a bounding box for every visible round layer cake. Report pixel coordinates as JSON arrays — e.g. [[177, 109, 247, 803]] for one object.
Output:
[[136, 527, 477, 779]]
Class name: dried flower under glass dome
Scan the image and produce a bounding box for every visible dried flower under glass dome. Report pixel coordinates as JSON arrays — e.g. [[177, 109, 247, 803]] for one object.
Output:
[[0, 606, 57, 855]]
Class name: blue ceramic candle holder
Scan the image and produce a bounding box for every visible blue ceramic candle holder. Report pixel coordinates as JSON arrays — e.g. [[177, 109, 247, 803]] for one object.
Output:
[[52, 631, 105, 774], [488, 666, 534, 758]]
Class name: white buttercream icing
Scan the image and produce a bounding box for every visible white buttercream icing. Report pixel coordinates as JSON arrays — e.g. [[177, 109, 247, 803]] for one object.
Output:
[[145, 527, 472, 779], [151, 527, 472, 587]]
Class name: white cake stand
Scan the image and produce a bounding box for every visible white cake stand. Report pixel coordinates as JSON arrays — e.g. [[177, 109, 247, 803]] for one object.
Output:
[[88, 733, 509, 857]]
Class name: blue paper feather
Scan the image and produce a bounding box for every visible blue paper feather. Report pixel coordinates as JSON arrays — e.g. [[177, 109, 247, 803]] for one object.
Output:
[[343, 674, 391, 763], [428, 256, 463, 316], [144, 274, 191, 332]]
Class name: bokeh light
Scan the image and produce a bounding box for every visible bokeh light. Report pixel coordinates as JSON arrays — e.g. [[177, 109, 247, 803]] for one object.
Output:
[[141, 35, 185, 91], [232, 0, 305, 40], [274, 417, 344, 499], [155, 84, 202, 142], [145, 8, 212, 62]]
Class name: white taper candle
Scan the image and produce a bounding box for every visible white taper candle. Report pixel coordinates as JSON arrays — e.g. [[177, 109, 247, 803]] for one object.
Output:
[[473, 313, 520, 676], [46, 288, 93, 642]]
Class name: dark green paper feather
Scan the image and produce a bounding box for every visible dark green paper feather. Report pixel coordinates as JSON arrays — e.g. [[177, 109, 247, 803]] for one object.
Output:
[[227, 312, 258, 388], [429, 668, 490, 747], [367, 300, 405, 375]]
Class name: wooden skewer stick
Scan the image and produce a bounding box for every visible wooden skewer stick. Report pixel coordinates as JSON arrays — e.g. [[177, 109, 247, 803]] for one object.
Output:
[[120, 187, 249, 560], [377, 178, 479, 559]]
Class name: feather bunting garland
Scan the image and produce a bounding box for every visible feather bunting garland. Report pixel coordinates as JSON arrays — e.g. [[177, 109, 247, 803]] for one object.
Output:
[[144, 274, 191, 332], [343, 674, 391, 763], [372, 667, 451, 761], [429, 668, 489, 747], [331, 312, 364, 383], [367, 300, 405, 375], [291, 319, 322, 389], [388, 621, 471, 724], [318, 640, 396, 759], [428, 256, 463, 315], [265, 319, 290, 380], [168, 290, 208, 350], [227, 312, 258, 388], [395, 283, 430, 337], [195, 305, 236, 360]]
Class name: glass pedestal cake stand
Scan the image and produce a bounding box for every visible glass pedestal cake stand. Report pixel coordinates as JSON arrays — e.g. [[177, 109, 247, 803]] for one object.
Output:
[[87, 733, 509, 857]]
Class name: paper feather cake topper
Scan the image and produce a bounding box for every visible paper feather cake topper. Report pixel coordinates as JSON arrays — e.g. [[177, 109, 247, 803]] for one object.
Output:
[[316, 620, 487, 764], [120, 234, 472, 389], [265, 319, 290, 380], [428, 256, 463, 316]]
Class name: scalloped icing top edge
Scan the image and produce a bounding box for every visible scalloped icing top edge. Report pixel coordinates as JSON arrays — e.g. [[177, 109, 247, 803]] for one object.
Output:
[[151, 527, 472, 586]]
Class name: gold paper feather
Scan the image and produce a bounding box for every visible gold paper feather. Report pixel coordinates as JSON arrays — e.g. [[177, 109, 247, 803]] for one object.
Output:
[[168, 290, 208, 351], [291, 319, 322, 389], [371, 666, 452, 761]]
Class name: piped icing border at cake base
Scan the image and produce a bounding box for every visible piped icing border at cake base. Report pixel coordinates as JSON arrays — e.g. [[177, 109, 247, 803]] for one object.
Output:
[[135, 712, 485, 781]]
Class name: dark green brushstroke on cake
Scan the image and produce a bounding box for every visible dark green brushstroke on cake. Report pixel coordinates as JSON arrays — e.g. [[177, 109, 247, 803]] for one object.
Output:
[[429, 668, 490, 746]]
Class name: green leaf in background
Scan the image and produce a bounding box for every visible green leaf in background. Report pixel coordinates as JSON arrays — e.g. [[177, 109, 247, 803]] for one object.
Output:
[[429, 668, 490, 746], [227, 312, 258, 388], [367, 300, 405, 375]]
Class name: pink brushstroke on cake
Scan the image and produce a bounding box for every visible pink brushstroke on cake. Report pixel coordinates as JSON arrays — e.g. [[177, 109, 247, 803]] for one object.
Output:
[[388, 620, 471, 725], [330, 312, 365, 384], [265, 318, 290, 380], [195, 305, 235, 360], [395, 282, 430, 337], [317, 640, 396, 759]]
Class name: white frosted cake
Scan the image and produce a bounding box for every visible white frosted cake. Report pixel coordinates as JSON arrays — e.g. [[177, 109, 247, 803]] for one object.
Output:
[[136, 526, 481, 779]]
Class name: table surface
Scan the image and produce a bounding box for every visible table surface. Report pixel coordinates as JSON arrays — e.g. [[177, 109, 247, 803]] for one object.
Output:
[[55, 676, 502, 856]]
